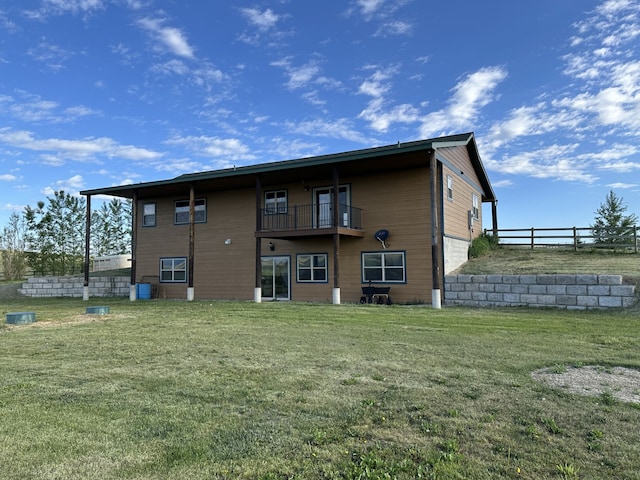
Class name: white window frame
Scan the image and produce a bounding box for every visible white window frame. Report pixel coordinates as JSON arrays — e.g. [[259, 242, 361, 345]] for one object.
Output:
[[296, 254, 328, 283], [472, 193, 479, 220], [362, 251, 406, 283], [447, 175, 453, 201], [265, 190, 287, 214], [175, 198, 206, 224], [143, 202, 156, 227], [160, 257, 187, 283]]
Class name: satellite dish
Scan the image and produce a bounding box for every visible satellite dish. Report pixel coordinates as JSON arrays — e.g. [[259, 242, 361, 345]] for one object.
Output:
[[374, 229, 389, 249]]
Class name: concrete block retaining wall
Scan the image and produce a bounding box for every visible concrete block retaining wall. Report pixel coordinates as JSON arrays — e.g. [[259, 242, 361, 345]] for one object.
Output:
[[445, 274, 637, 309], [20, 276, 130, 298]]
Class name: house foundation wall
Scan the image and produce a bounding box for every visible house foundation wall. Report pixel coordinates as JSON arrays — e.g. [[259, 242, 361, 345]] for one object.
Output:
[[443, 236, 470, 274], [445, 274, 637, 310]]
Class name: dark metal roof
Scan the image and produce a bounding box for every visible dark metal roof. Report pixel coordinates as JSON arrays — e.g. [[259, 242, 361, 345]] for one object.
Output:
[[80, 132, 496, 202]]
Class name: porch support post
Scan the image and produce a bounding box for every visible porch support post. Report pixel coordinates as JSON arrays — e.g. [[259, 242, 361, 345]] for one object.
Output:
[[332, 166, 341, 304], [428, 148, 442, 309], [491, 200, 498, 234], [130, 189, 138, 301], [83, 194, 91, 301], [187, 183, 195, 301], [254, 175, 262, 303]]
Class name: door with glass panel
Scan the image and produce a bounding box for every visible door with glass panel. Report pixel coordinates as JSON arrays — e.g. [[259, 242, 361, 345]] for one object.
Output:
[[261, 256, 290, 300], [313, 186, 349, 229]]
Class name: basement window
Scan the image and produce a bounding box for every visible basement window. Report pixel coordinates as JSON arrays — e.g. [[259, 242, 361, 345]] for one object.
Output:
[[297, 254, 328, 282], [160, 257, 187, 283], [362, 251, 406, 283]]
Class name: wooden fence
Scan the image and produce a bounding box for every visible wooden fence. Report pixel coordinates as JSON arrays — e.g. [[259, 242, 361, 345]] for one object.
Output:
[[483, 226, 639, 253]]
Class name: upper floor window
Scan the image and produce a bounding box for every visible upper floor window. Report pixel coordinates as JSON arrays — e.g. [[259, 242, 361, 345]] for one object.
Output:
[[265, 190, 287, 214], [447, 175, 453, 201], [472, 193, 479, 219], [175, 198, 206, 224], [143, 203, 156, 227], [297, 254, 328, 283], [362, 251, 406, 283]]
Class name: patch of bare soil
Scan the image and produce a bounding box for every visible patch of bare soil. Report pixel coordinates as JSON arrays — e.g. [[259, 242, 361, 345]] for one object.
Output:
[[532, 366, 640, 404]]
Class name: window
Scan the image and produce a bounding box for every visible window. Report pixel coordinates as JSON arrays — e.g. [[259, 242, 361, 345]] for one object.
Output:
[[175, 198, 206, 224], [362, 251, 406, 283], [143, 203, 156, 227], [265, 190, 287, 214], [297, 254, 327, 282], [447, 175, 453, 201], [472, 193, 479, 220], [160, 257, 187, 282]]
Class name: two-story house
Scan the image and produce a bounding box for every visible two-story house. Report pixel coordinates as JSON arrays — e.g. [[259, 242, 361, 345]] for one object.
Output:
[[80, 132, 497, 306]]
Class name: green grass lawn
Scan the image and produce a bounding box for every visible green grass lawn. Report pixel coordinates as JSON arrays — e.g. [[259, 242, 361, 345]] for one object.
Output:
[[1, 299, 639, 479]]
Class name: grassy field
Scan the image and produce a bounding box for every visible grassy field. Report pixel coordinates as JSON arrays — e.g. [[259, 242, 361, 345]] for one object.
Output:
[[1, 297, 639, 479], [457, 247, 640, 278]]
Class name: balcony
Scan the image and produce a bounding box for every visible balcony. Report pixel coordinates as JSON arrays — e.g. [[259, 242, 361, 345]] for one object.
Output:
[[256, 203, 365, 238]]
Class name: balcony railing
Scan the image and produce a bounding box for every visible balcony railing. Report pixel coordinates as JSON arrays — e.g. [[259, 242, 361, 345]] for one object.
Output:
[[258, 203, 363, 233]]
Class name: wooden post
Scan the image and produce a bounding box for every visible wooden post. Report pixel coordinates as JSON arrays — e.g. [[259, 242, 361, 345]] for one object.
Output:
[[635, 225, 638, 254], [83, 194, 91, 301], [187, 184, 195, 301], [491, 200, 498, 233], [573, 226, 578, 251], [255, 176, 262, 302], [428, 148, 441, 309], [332, 166, 341, 304], [531, 227, 535, 249], [130, 190, 138, 301]]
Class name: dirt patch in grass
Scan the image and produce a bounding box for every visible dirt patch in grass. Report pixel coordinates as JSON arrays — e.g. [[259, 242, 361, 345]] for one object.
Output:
[[532, 365, 640, 404]]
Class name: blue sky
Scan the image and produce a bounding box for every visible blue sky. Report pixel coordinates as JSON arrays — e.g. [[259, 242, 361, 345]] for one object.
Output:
[[1, 0, 639, 231]]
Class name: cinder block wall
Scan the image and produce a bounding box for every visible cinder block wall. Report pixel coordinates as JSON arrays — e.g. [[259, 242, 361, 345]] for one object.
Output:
[[20, 276, 130, 298], [445, 274, 637, 309]]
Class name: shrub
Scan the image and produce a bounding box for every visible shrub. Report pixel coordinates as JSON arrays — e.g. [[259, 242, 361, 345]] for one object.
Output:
[[469, 235, 490, 258]]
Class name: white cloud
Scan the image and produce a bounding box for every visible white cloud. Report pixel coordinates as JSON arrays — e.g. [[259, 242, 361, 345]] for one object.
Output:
[[357, 66, 421, 132], [375, 20, 413, 37], [55, 174, 84, 189], [0, 174, 17, 181], [137, 17, 195, 59], [419, 66, 507, 137], [271, 57, 322, 90], [164, 136, 256, 163], [285, 118, 375, 144], [24, 0, 105, 19], [485, 144, 599, 183], [0, 128, 164, 162], [607, 182, 638, 188], [240, 8, 280, 30]]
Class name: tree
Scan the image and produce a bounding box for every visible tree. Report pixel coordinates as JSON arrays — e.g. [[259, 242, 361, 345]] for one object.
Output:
[[91, 198, 132, 256], [591, 190, 638, 246], [24, 191, 86, 275], [0, 212, 28, 280]]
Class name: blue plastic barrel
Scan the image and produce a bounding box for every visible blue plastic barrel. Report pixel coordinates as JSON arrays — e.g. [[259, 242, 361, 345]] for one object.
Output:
[[137, 283, 152, 300]]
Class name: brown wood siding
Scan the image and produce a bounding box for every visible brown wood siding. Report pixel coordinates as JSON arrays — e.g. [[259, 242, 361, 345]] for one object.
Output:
[[134, 166, 439, 304], [439, 147, 483, 241]]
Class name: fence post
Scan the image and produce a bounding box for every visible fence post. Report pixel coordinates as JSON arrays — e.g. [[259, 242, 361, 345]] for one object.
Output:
[[531, 227, 535, 249], [573, 226, 577, 252], [635, 225, 638, 254]]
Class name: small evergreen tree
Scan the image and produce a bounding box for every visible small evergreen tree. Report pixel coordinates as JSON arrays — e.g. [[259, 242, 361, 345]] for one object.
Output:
[[591, 191, 638, 245]]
